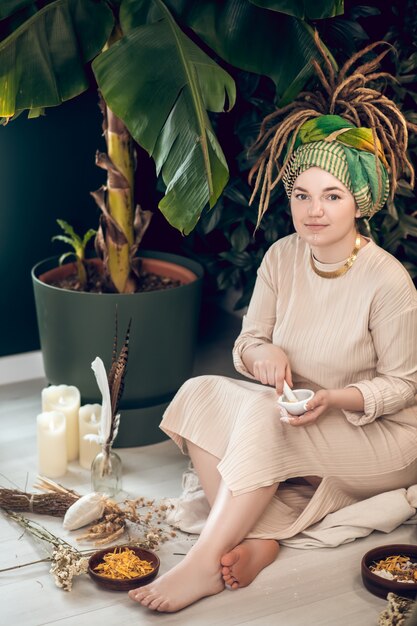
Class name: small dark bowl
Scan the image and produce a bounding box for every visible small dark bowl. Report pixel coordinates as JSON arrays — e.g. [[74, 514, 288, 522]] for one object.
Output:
[[361, 544, 417, 599], [88, 545, 160, 592]]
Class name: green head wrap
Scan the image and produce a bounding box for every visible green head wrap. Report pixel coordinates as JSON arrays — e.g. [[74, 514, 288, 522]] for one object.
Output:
[[282, 115, 390, 217]]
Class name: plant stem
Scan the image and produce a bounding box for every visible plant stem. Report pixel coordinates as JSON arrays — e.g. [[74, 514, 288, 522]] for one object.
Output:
[[76, 258, 87, 290], [4, 510, 76, 551], [0, 545, 95, 573], [0, 558, 51, 573], [105, 106, 136, 293]]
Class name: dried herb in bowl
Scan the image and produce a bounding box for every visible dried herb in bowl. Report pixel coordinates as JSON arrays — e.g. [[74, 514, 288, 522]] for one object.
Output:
[[370, 555, 417, 583], [361, 544, 417, 599], [88, 544, 160, 591], [94, 547, 154, 580]]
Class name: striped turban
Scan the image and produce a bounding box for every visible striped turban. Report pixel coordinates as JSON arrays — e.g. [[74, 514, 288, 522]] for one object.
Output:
[[282, 115, 390, 217]]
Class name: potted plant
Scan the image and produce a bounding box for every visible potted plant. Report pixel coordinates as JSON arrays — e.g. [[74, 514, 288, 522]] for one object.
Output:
[[0, 0, 341, 445]]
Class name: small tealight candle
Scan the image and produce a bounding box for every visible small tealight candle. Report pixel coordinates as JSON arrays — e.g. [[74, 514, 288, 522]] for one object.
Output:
[[37, 411, 67, 477], [42, 385, 80, 461], [79, 404, 102, 470]]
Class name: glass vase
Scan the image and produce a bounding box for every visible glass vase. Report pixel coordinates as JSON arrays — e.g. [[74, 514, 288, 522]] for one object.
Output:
[[91, 449, 122, 497]]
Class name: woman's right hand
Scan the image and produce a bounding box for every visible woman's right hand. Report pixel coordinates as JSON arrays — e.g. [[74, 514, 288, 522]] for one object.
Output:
[[243, 344, 293, 395]]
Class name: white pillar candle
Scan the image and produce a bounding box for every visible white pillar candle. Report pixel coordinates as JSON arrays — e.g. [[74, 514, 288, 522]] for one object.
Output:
[[42, 385, 80, 461], [78, 404, 102, 470], [37, 411, 67, 478]]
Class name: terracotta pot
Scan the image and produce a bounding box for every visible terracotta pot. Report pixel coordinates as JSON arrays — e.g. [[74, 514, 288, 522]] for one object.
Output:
[[32, 251, 204, 447], [38, 257, 197, 287]]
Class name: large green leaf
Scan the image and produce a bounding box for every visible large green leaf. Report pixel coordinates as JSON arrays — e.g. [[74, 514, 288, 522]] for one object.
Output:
[[152, 0, 334, 99], [94, 0, 236, 235], [249, 0, 344, 20], [0, 0, 114, 118]]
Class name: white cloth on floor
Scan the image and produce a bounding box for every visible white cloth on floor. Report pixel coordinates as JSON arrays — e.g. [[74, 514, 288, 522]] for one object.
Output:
[[165, 466, 417, 549], [165, 465, 210, 535], [282, 485, 417, 549]]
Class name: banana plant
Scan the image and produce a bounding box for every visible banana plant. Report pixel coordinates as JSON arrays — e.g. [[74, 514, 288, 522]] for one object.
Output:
[[0, 0, 343, 292]]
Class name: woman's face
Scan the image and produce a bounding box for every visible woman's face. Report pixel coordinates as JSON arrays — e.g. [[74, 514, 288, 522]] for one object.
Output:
[[290, 167, 360, 251]]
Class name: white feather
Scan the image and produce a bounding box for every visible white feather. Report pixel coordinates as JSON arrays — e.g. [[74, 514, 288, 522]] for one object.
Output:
[[91, 357, 112, 444]]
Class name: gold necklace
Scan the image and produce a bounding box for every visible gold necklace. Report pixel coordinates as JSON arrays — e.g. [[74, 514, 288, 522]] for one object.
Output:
[[310, 235, 361, 279]]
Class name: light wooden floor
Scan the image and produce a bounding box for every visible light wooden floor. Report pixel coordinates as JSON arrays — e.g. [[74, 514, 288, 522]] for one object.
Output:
[[1, 309, 416, 626]]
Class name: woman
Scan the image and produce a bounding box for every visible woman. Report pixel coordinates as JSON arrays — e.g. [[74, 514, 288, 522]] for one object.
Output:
[[129, 41, 417, 613]]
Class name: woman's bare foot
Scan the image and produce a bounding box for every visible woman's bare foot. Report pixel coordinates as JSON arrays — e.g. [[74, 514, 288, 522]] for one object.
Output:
[[220, 539, 279, 589], [128, 550, 224, 612]]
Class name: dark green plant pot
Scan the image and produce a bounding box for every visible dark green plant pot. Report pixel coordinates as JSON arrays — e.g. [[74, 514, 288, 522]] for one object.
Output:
[[32, 251, 203, 447]]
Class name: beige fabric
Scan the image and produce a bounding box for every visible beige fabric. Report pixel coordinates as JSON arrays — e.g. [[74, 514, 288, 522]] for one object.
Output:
[[164, 466, 417, 548], [160, 234, 417, 540]]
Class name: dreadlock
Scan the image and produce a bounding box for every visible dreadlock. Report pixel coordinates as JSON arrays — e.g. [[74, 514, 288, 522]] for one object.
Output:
[[249, 31, 417, 226]]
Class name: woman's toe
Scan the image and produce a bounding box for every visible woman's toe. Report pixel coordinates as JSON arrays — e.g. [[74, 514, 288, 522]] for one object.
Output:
[[156, 599, 171, 612], [148, 596, 163, 611], [129, 589, 145, 603], [139, 592, 156, 607], [222, 573, 233, 583]]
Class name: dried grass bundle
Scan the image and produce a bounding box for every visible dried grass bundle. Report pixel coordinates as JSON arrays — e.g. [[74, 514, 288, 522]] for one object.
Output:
[[0, 488, 78, 517]]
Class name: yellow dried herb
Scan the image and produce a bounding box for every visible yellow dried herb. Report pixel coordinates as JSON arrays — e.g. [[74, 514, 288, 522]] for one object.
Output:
[[370, 555, 417, 583], [94, 547, 154, 580]]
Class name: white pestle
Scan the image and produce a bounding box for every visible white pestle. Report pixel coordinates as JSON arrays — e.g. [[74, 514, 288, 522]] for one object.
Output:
[[283, 380, 298, 403]]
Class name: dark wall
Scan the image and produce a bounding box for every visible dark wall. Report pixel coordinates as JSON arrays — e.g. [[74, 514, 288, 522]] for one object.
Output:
[[0, 90, 103, 357]]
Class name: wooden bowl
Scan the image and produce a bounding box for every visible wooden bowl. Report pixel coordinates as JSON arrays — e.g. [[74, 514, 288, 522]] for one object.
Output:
[[88, 545, 160, 592], [361, 544, 417, 599]]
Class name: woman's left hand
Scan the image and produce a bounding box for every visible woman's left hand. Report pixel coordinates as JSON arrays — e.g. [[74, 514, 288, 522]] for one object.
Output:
[[280, 389, 331, 427], [279, 387, 364, 427]]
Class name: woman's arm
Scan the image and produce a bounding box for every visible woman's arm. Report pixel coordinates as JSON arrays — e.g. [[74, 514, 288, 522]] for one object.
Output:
[[343, 305, 417, 425], [232, 244, 293, 393], [283, 284, 417, 427], [233, 247, 278, 373]]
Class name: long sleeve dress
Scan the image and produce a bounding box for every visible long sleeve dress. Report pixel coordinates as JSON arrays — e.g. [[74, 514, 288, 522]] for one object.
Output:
[[160, 234, 417, 539]]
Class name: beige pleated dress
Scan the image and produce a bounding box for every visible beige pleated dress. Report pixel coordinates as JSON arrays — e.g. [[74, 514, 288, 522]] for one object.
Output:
[[160, 234, 417, 540]]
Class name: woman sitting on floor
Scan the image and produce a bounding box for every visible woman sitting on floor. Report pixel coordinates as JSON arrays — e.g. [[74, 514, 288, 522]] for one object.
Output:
[[129, 40, 417, 613]]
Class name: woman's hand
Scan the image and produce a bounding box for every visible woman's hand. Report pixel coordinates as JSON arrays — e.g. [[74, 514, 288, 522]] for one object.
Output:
[[242, 344, 293, 395], [280, 387, 364, 427], [279, 389, 331, 427]]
